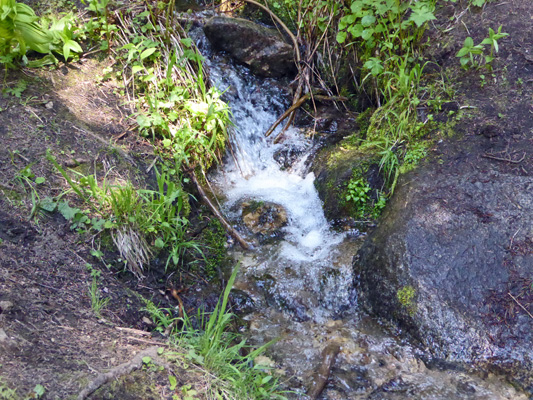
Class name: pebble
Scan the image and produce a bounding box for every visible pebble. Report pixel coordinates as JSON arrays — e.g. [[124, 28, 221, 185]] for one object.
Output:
[[0, 301, 13, 312], [45, 101, 54, 109]]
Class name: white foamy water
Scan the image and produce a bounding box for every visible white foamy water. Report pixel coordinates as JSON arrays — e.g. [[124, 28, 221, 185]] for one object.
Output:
[[207, 56, 345, 263]]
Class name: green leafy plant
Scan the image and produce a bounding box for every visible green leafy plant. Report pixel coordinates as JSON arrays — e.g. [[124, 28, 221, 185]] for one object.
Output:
[[47, 149, 200, 276], [345, 177, 371, 210], [87, 264, 109, 318], [456, 26, 508, 69], [0, 0, 82, 66]]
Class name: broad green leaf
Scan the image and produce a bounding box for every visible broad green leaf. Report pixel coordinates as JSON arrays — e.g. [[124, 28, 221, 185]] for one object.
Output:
[[361, 14, 376, 27], [131, 65, 144, 74], [140, 47, 156, 60], [336, 30, 347, 44], [57, 201, 80, 221]]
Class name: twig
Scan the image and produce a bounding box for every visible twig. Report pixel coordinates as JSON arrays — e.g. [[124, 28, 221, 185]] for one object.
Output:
[[115, 326, 151, 337], [189, 171, 251, 250], [13, 151, 30, 163], [146, 156, 159, 173], [77, 346, 170, 400], [70, 123, 136, 165], [508, 292, 533, 319], [266, 94, 347, 142], [481, 153, 526, 164], [125, 336, 170, 346]]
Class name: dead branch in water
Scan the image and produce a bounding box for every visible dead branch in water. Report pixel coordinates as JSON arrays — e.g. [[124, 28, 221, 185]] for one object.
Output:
[[190, 171, 252, 250], [264, 94, 348, 142], [307, 341, 341, 400]]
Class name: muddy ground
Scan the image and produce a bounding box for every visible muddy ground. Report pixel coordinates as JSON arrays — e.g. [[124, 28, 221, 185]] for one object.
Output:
[[1, 0, 532, 399], [0, 51, 223, 399]]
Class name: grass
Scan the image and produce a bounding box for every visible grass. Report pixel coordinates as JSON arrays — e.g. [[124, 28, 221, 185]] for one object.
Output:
[[144, 266, 287, 400]]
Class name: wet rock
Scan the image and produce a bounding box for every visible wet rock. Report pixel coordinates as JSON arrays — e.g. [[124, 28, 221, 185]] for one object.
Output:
[[203, 17, 296, 78], [0, 301, 13, 313], [310, 145, 381, 222], [273, 146, 304, 170], [242, 200, 287, 235], [354, 136, 533, 392]]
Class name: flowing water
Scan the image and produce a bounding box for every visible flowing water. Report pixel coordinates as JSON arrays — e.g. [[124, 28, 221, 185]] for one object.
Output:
[[193, 26, 525, 400]]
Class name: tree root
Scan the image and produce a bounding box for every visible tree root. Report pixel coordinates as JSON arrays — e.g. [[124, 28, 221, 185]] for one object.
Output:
[[190, 172, 252, 250], [307, 341, 341, 400], [77, 346, 169, 400]]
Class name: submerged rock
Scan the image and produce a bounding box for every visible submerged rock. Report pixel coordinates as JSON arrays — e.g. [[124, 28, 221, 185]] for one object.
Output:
[[203, 16, 296, 78], [354, 137, 533, 392], [241, 200, 287, 235]]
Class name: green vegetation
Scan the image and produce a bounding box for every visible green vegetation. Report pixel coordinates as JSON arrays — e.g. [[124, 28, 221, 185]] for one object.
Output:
[[397, 285, 416, 315], [0, 381, 45, 400], [46, 150, 200, 275], [456, 26, 508, 70], [144, 267, 287, 399], [86, 264, 110, 318], [0, 0, 81, 67]]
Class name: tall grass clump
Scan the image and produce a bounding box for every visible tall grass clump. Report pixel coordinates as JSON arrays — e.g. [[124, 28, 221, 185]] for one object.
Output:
[[144, 266, 287, 399]]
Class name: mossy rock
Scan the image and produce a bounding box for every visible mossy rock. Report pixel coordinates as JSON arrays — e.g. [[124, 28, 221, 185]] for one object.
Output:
[[311, 139, 381, 222]]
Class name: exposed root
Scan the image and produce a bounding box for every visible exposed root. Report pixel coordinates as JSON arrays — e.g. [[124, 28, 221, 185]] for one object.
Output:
[[77, 346, 170, 400]]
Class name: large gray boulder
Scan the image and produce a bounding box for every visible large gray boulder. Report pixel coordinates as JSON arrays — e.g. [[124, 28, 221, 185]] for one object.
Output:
[[354, 136, 533, 391], [203, 16, 296, 78]]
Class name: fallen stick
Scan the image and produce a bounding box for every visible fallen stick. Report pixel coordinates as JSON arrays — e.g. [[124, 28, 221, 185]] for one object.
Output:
[[508, 292, 533, 319], [307, 341, 341, 400], [190, 172, 252, 250], [265, 94, 348, 141], [115, 326, 151, 337], [481, 152, 526, 164], [77, 346, 169, 400]]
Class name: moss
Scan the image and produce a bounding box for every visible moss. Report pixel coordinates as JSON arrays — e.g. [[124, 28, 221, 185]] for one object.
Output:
[[397, 285, 416, 315], [356, 107, 375, 140], [199, 218, 230, 279]]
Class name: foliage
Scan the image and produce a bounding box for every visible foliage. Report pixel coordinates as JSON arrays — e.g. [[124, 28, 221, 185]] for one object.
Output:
[[456, 26, 508, 70], [397, 285, 416, 315], [0, 0, 82, 67], [0, 380, 45, 400], [87, 264, 109, 317], [46, 150, 200, 276], [145, 266, 287, 399], [111, 3, 231, 172], [79, 0, 117, 51], [345, 177, 370, 211]]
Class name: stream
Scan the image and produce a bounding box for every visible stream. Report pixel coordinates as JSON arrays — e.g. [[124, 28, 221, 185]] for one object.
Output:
[[192, 25, 525, 400]]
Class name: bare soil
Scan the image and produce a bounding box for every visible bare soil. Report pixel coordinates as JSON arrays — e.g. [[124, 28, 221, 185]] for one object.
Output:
[[0, 55, 222, 398]]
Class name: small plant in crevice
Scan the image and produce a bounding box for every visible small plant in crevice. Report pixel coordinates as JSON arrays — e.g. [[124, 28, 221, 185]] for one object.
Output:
[[344, 169, 387, 220]]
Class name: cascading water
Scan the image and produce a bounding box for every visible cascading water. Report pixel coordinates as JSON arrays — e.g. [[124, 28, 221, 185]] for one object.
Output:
[[192, 23, 526, 399]]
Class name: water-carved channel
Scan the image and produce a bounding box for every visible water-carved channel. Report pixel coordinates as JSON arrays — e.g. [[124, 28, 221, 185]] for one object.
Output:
[[192, 25, 525, 400]]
